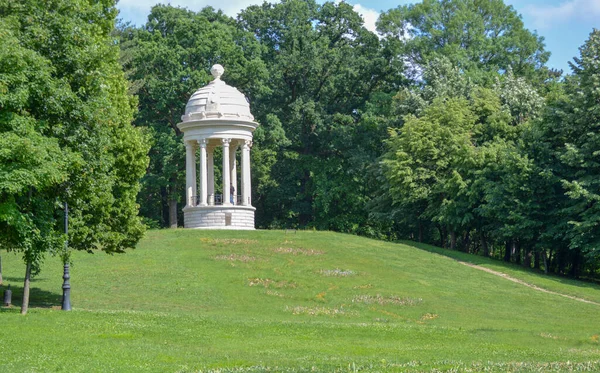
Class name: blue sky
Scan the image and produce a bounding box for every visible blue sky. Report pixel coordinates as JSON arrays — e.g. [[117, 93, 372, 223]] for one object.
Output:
[[116, 0, 600, 74]]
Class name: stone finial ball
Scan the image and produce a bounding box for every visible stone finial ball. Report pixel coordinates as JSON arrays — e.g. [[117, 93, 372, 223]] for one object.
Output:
[[211, 64, 225, 80]]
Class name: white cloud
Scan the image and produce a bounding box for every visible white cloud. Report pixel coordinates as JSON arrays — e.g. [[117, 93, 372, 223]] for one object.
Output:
[[524, 0, 600, 29], [352, 4, 380, 34]]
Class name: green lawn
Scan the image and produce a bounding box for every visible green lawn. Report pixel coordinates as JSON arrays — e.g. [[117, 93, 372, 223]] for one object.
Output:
[[1, 229, 599, 372]]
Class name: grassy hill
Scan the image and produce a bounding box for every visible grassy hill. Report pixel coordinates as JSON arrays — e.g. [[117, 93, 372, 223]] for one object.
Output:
[[0, 229, 599, 372]]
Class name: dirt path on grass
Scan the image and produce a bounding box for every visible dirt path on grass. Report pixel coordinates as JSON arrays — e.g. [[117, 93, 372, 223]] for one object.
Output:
[[457, 261, 600, 306]]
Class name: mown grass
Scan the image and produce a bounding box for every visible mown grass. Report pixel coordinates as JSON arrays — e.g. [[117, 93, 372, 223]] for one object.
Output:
[[402, 240, 600, 304], [0, 229, 599, 372]]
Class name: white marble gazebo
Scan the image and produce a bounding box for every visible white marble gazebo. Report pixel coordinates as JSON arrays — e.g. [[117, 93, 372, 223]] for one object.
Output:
[[178, 64, 258, 229]]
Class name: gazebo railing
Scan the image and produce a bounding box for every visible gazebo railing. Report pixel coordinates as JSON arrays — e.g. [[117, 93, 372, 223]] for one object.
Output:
[[193, 194, 243, 206]]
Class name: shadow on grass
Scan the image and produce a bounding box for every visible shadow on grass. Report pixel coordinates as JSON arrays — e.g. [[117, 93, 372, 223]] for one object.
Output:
[[0, 283, 61, 309], [2, 276, 37, 283], [0, 306, 22, 314], [398, 240, 600, 292]]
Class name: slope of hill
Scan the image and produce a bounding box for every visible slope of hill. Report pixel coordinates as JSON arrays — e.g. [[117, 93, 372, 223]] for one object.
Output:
[[0, 229, 599, 372]]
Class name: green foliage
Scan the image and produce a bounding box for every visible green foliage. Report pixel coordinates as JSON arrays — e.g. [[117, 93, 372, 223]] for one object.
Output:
[[560, 30, 600, 260], [535, 29, 600, 272], [375, 15, 562, 263], [0, 0, 149, 285], [392, 56, 474, 117], [472, 140, 539, 242], [382, 97, 478, 246], [239, 0, 404, 229], [0, 22, 71, 274], [494, 69, 544, 126], [377, 0, 550, 83]]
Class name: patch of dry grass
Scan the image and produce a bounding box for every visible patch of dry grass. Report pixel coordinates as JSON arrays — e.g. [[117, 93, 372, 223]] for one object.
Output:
[[352, 294, 422, 306], [285, 305, 356, 316], [319, 269, 356, 277], [201, 238, 259, 245], [247, 278, 297, 288], [215, 254, 256, 262], [265, 290, 285, 298], [420, 313, 439, 321], [273, 247, 323, 256]]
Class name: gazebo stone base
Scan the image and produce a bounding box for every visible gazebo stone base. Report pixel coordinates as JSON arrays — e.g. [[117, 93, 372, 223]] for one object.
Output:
[[183, 205, 255, 230]]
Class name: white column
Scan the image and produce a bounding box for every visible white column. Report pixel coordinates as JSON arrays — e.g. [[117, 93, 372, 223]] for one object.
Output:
[[241, 140, 252, 206], [222, 138, 231, 205], [192, 142, 197, 205], [230, 142, 237, 205], [185, 140, 196, 207], [207, 145, 215, 205], [198, 139, 208, 206]]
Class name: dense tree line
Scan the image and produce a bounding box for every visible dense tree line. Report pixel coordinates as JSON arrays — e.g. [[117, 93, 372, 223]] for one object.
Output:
[[117, 0, 600, 279]]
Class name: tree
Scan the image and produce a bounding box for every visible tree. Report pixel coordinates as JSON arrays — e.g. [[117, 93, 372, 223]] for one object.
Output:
[[377, 0, 550, 84], [0, 23, 73, 313], [239, 0, 404, 230], [382, 97, 478, 249], [0, 0, 149, 313], [561, 29, 600, 272], [535, 29, 600, 277]]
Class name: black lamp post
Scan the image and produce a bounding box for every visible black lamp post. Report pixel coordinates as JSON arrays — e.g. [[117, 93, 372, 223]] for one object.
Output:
[[61, 201, 71, 311]]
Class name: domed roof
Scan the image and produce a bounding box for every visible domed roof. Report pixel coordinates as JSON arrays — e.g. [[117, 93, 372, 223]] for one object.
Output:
[[181, 64, 254, 123]]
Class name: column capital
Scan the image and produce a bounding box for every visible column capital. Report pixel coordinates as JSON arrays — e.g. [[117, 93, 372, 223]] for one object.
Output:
[[243, 140, 253, 149], [185, 139, 196, 148], [198, 138, 208, 148], [221, 138, 231, 146]]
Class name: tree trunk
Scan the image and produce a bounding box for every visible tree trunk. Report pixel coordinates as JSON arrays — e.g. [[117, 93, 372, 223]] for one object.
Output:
[[418, 222, 423, 243], [542, 250, 549, 274], [462, 230, 471, 253], [160, 186, 169, 227], [168, 199, 178, 228], [534, 250, 540, 270], [450, 230, 456, 250], [298, 169, 312, 226], [523, 247, 532, 268], [553, 251, 559, 274], [513, 241, 521, 265], [0, 253, 3, 285], [438, 225, 446, 249], [481, 233, 489, 257], [558, 251, 566, 275], [503, 241, 510, 262], [570, 250, 580, 278], [21, 261, 31, 315]]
